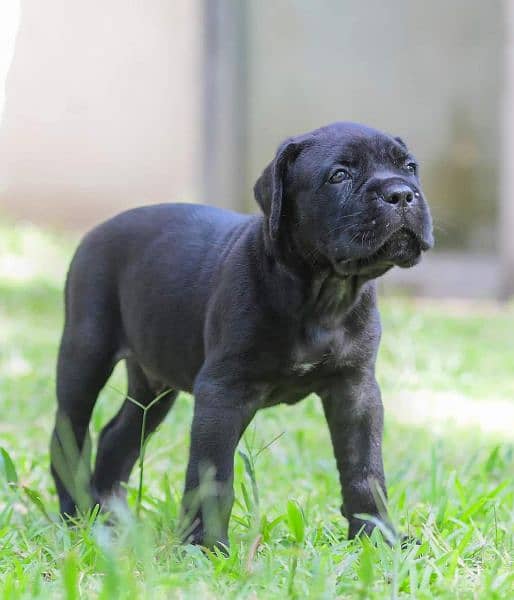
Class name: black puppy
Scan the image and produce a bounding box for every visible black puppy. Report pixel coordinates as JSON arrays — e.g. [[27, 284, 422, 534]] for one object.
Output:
[[50, 122, 433, 548]]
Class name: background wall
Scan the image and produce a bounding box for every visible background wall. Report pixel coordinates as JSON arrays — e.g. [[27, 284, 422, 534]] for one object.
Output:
[[0, 0, 201, 228], [0, 1, 20, 121]]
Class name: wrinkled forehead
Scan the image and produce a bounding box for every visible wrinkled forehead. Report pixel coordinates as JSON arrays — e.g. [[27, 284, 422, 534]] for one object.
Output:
[[286, 124, 416, 188], [306, 128, 410, 168], [338, 135, 407, 165]]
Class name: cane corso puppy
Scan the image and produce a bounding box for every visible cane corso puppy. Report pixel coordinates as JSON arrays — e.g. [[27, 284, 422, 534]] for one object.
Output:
[[50, 122, 433, 548]]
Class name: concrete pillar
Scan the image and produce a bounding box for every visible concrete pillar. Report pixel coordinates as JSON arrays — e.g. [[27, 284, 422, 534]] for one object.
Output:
[[202, 0, 248, 211], [500, 0, 514, 298]]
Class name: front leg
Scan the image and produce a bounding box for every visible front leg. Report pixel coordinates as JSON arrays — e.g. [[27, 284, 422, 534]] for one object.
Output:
[[181, 374, 257, 549], [321, 372, 393, 540]]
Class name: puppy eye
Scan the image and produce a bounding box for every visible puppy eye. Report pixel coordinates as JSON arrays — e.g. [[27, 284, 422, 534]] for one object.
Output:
[[329, 169, 351, 184], [405, 162, 417, 175]]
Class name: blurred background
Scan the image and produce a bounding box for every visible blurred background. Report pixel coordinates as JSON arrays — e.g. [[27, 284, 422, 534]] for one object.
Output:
[[1, 0, 513, 298]]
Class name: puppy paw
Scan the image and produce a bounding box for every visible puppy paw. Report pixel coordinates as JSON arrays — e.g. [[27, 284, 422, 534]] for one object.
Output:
[[184, 525, 230, 554], [348, 516, 398, 545], [400, 534, 422, 549]]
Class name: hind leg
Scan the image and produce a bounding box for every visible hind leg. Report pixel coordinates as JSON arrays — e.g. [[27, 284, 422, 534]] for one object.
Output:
[[50, 327, 116, 517], [91, 359, 177, 506]]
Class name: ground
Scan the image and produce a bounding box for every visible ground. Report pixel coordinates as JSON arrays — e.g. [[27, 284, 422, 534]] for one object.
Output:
[[0, 220, 512, 599]]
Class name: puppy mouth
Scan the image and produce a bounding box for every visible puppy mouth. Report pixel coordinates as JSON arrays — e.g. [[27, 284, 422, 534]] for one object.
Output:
[[374, 228, 423, 268], [336, 227, 427, 276]]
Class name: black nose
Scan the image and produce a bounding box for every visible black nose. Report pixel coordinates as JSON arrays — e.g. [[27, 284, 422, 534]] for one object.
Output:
[[383, 183, 414, 205]]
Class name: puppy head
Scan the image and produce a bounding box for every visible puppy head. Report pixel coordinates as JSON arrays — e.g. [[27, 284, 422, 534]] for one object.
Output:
[[254, 122, 434, 277]]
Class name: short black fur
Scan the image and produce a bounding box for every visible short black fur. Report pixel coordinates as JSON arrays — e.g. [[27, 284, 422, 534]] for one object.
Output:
[[50, 122, 433, 548]]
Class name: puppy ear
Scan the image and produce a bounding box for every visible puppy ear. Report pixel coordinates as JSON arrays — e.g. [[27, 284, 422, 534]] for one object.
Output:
[[254, 138, 300, 241], [394, 136, 408, 149]]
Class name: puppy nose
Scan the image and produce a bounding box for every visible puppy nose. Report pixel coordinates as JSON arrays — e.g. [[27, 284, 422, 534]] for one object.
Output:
[[383, 183, 414, 206]]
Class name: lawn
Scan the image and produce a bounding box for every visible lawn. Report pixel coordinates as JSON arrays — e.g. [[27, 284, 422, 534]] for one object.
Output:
[[0, 219, 513, 599]]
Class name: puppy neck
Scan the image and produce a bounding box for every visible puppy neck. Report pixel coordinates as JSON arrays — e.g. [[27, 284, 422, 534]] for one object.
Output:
[[258, 217, 376, 322], [306, 271, 371, 321]]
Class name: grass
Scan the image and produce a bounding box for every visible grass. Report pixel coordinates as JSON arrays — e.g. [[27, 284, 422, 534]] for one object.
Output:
[[0, 218, 513, 599]]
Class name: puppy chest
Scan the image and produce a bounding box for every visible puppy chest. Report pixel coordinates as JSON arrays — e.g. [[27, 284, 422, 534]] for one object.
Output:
[[290, 324, 355, 375]]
